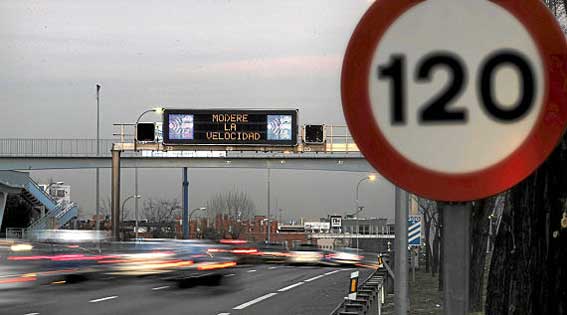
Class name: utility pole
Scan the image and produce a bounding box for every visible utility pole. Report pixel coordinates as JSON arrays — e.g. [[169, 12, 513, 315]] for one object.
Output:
[[95, 84, 101, 231], [266, 167, 271, 243], [134, 168, 139, 239], [182, 168, 189, 239]]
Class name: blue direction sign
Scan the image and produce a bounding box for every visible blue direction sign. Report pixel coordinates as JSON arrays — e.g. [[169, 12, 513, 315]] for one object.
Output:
[[408, 216, 422, 247]]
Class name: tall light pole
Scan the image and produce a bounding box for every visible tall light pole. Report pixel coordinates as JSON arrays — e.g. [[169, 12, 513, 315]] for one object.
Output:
[[122, 195, 141, 239], [188, 207, 207, 239], [96, 84, 101, 231], [353, 174, 377, 251]]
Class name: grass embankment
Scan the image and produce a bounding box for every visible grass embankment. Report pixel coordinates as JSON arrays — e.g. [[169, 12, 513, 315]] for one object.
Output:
[[381, 269, 443, 315]]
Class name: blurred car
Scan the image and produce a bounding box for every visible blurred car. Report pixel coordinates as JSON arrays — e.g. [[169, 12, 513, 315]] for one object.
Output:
[[100, 240, 236, 287], [324, 247, 363, 266], [0, 241, 40, 290], [256, 243, 289, 264], [214, 239, 261, 264], [288, 244, 324, 265]]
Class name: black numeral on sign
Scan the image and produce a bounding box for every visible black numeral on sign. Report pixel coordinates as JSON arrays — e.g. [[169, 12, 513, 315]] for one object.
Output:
[[378, 55, 405, 125], [416, 54, 467, 123], [377, 50, 536, 125], [479, 51, 535, 122]]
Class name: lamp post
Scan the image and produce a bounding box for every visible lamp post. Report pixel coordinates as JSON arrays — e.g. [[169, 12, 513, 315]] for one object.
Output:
[[188, 207, 207, 239], [121, 195, 141, 239], [96, 84, 101, 231], [353, 174, 377, 251]]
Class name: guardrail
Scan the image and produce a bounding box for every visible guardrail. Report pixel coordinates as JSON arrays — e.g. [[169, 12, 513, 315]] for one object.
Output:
[[330, 267, 389, 315]]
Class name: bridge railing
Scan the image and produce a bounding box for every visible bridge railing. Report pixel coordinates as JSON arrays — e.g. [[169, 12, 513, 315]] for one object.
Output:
[[0, 139, 116, 157], [0, 125, 361, 156]]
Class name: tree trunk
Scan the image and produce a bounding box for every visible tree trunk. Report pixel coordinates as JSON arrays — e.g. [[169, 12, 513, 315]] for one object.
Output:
[[469, 197, 495, 312], [486, 139, 567, 315], [438, 205, 444, 291], [432, 220, 441, 276], [423, 211, 432, 273]]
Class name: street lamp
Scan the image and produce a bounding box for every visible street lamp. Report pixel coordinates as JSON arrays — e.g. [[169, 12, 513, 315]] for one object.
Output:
[[121, 195, 141, 239], [355, 174, 377, 215], [188, 207, 207, 239], [353, 174, 377, 252]]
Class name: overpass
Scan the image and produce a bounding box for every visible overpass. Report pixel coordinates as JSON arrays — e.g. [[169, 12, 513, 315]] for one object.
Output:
[[0, 124, 378, 241], [0, 125, 370, 172]]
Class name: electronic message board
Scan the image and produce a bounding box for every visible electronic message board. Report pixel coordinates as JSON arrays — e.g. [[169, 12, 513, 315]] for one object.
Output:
[[162, 109, 298, 145]]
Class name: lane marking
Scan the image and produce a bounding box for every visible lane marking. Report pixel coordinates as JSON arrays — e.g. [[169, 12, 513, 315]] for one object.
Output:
[[152, 286, 170, 290], [225, 273, 236, 277], [24, 313, 40, 315], [277, 282, 304, 292], [268, 266, 278, 270], [217, 313, 231, 315], [304, 274, 326, 282], [247, 269, 257, 273], [89, 296, 118, 303], [233, 292, 278, 310], [324, 270, 340, 275]]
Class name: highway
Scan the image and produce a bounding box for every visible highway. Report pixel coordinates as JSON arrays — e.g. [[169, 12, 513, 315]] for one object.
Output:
[[1, 264, 372, 315]]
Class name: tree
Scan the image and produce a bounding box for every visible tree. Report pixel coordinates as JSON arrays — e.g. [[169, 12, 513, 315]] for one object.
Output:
[[143, 198, 180, 238], [485, 2, 567, 314], [469, 195, 500, 312], [413, 196, 439, 274], [206, 190, 256, 239]]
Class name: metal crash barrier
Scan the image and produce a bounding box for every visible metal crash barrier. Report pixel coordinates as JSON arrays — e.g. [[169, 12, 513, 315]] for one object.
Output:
[[330, 266, 388, 315]]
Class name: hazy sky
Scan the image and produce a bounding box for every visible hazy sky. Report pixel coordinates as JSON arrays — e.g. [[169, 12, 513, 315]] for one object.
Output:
[[0, 0, 396, 222]]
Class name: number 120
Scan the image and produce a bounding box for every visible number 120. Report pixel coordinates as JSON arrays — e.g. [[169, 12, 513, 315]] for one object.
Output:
[[377, 51, 535, 125]]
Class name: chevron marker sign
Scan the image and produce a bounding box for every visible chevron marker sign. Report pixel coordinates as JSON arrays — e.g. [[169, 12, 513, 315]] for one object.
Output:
[[408, 216, 422, 247]]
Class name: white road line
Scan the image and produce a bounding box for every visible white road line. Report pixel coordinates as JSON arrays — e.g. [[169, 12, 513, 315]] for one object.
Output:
[[24, 313, 40, 315], [152, 286, 170, 290], [89, 296, 118, 303], [225, 273, 236, 277], [233, 292, 278, 310], [324, 270, 340, 275], [247, 269, 257, 273], [217, 313, 231, 315], [277, 281, 304, 292], [268, 266, 278, 270], [304, 274, 326, 282]]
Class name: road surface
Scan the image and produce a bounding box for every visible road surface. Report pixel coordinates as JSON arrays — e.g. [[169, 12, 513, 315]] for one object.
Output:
[[1, 264, 372, 315]]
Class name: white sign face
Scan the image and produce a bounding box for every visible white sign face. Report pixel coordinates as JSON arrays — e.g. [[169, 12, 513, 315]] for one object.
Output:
[[369, 0, 543, 174]]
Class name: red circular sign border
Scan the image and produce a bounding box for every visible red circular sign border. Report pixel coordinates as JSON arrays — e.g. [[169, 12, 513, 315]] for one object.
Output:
[[341, 0, 567, 201]]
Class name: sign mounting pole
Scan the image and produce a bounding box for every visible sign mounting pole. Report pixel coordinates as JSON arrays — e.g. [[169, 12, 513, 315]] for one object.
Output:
[[394, 187, 408, 315], [442, 202, 471, 314]]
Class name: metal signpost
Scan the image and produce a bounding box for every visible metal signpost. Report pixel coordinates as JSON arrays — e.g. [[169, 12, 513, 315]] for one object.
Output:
[[408, 215, 421, 283], [341, 0, 567, 314]]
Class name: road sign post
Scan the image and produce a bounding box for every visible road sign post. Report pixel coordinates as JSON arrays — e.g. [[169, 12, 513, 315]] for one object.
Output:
[[442, 203, 471, 315], [341, 0, 567, 314], [394, 187, 408, 315]]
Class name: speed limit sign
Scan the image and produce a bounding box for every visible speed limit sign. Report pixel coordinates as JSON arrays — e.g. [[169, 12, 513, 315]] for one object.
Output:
[[342, 0, 567, 201]]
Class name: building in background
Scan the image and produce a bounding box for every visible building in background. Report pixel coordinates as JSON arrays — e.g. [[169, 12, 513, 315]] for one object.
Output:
[[39, 182, 71, 207]]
